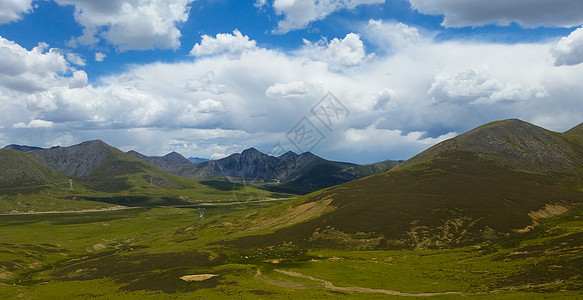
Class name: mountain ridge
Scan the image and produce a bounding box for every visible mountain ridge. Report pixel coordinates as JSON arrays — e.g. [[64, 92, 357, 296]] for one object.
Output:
[[396, 119, 583, 174], [227, 119, 583, 250]]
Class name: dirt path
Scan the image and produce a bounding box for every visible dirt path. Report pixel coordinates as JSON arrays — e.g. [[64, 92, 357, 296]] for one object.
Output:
[[0, 206, 138, 216], [273, 269, 562, 297], [0, 198, 294, 216], [274, 269, 464, 296]]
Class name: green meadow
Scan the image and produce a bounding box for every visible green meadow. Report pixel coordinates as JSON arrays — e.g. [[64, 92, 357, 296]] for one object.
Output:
[[1, 193, 582, 299]]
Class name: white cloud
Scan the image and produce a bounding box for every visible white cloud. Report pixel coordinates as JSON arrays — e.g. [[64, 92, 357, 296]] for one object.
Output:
[[196, 98, 225, 114], [301, 33, 367, 67], [428, 69, 548, 105], [254, 0, 267, 8], [0, 0, 34, 24], [265, 81, 320, 98], [55, 0, 195, 51], [273, 0, 385, 33], [409, 0, 583, 28], [338, 124, 457, 160], [69, 70, 88, 88], [189, 30, 257, 57], [94, 52, 107, 62], [0, 37, 78, 93], [13, 119, 53, 129], [551, 27, 583, 66], [65, 52, 86, 66], [363, 19, 422, 51], [4, 29, 583, 164]]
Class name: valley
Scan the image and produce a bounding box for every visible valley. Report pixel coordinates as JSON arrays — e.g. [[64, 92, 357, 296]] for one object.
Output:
[[0, 119, 582, 298]]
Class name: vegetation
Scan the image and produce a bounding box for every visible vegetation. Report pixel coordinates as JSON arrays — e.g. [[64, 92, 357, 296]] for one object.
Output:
[[1, 119, 582, 298]]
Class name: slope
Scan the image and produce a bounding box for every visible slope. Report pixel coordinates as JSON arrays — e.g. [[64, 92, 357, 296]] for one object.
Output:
[[397, 119, 583, 173], [227, 119, 583, 250], [0, 149, 67, 192], [127, 150, 212, 179], [5, 141, 288, 208], [196, 148, 399, 192], [562, 122, 583, 148]]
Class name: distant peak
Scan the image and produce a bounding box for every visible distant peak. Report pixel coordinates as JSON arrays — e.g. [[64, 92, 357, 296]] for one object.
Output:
[[165, 151, 183, 157], [242, 147, 262, 155], [81, 140, 108, 147], [279, 150, 298, 158]]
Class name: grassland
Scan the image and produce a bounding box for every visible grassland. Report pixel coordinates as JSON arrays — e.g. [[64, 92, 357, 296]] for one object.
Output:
[[1, 191, 582, 299]]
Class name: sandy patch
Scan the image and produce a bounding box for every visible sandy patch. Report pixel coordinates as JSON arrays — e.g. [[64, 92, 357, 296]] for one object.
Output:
[[180, 274, 218, 282], [246, 198, 334, 232], [528, 204, 571, 220]]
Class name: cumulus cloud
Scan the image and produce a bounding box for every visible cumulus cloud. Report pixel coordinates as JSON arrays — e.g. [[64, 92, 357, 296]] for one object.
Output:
[[301, 33, 367, 67], [4, 28, 583, 164], [0, 37, 79, 93], [56, 0, 195, 51], [428, 69, 548, 105], [273, 0, 385, 33], [189, 30, 257, 57], [196, 98, 225, 114], [552, 27, 583, 66], [363, 19, 422, 51], [13, 119, 53, 129], [409, 0, 583, 28], [0, 0, 34, 24], [265, 81, 320, 98]]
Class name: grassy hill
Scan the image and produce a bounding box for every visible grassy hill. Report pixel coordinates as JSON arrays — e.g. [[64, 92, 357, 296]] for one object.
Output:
[[0, 149, 66, 191], [563, 122, 583, 148], [226, 119, 583, 250], [2, 141, 291, 211], [397, 119, 583, 174]]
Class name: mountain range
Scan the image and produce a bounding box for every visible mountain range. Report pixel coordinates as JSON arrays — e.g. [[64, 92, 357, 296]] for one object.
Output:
[[3, 118, 583, 251], [229, 119, 583, 250], [1, 140, 400, 194]]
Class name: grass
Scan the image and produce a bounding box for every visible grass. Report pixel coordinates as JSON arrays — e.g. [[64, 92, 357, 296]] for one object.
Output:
[[0, 192, 582, 299], [1, 143, 582, 298]]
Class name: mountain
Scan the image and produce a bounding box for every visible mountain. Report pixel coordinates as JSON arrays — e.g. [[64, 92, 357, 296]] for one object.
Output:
[[194, 148, 399, 191], [396, 119, 583, 174], [228, 119, 583, 251], [28, 140, 114, 177], [188, 157, 209, 164], [3, 144, 44, 152], [0, 149, 67, 192], [25, 140, 199, 192], [127, 151, 211, 179]]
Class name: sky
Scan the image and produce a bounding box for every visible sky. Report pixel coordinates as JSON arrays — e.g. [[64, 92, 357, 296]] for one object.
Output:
[[1, 0, 583, 164]]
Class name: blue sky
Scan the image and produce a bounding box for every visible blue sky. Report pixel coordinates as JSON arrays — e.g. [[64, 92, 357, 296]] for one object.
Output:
[[1, 0, 583, 164]]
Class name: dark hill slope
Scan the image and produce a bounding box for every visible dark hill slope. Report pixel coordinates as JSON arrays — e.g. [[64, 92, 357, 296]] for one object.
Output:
[[0, 149, 67, 192], [2, 144, 43, 152], [29, 140, 114, 177], [228, 119, 583, 250], [127, 150, 211, 179], [196, 148, 399, 191], [397, 119, 583, 174]]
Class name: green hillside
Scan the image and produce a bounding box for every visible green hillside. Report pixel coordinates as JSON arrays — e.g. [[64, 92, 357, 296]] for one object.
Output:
[[2, 142, 291, 211], [563, 122, 583, 148], [0, 149, 66, 191], [398, 119, 583, 174], [227, 119, 583, 250]]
